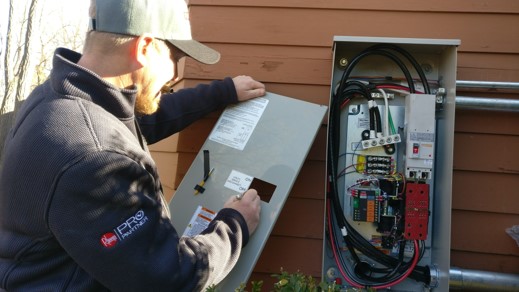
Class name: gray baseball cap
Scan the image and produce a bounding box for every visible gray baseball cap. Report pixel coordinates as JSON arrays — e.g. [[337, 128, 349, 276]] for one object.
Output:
[[91, 0, 220, 64]]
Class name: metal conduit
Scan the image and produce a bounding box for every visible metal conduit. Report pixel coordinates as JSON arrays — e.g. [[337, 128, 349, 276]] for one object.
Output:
[[448, 81, 519, 290], [450, 267, 519, 291], [455, 80, 519, 112], [455, 96, 519, 112], [456, 80, 519, 90]]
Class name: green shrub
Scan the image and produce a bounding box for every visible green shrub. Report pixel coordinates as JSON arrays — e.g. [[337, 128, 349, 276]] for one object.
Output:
[[205, 268, 345, 292]]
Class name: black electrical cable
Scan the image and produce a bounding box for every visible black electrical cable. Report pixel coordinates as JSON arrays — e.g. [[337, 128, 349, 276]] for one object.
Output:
[[327, 45, 433, 286], [338, 49, 416, 94], [337, 50, 412, 138], [364, 44, 431, 94], [340, 80, 372, 100], [373, 105, 382, 134], [354, 241, 408, 282], [328, 200, 425, 287], [338, 80, 384, 135], [328, 124, 416, 285]]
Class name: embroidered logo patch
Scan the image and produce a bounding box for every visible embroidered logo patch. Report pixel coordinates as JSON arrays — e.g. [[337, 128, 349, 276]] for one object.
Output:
[[100, 210, 149, 248], [101, 232, 118, 248]]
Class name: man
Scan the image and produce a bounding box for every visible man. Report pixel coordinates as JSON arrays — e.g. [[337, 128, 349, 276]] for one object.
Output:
[[0, 0, 265, 290]]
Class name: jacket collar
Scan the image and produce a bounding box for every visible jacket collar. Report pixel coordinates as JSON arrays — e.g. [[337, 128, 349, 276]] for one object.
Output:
[[50, 47, 138, 120]]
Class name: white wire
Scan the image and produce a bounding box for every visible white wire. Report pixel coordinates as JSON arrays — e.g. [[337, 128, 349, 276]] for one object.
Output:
[[377, 88, 390, 137]]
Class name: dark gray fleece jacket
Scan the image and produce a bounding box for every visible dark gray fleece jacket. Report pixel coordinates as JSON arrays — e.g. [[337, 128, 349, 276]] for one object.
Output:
[[0, 48, 248, 291]]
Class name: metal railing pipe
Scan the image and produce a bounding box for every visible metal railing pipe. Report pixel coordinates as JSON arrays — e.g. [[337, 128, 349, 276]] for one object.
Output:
[[455, 96, 519, 112], [450, 267, 519, 291], [456, 80, 519, 90]]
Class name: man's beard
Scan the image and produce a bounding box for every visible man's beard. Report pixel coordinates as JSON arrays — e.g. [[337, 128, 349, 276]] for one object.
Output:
[[135, 83, 160, 115]]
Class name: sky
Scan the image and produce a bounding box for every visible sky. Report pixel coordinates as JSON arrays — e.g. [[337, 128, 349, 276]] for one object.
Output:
[[0, 0, 90, 87], [1, 0, 90, 54]]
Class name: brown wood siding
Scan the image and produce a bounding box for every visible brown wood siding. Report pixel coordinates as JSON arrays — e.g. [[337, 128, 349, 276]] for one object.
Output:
[[150, 0, 519, 286]]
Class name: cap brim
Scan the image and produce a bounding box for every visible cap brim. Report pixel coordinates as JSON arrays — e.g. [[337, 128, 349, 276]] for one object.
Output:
[[168, 39, 221, 65]]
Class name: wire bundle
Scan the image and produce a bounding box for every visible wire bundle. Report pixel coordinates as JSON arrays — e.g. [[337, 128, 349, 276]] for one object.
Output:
[[326, 44, 432, 288]]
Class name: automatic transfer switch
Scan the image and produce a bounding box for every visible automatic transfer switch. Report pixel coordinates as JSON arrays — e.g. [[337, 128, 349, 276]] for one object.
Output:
[[323, 36, 458, 292]]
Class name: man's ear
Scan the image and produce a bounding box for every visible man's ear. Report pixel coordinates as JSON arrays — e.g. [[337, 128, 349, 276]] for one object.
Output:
[[133, 34, 155, 67]]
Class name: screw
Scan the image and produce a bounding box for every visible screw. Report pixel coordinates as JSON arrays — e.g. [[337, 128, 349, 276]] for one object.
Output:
[[339, 58, 348, 67], [421, 63, 433, 74]]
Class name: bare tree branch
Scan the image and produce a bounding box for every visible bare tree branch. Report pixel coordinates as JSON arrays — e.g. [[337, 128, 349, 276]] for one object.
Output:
[[1, 0, 14, 112], [15, 0, 39, 104], [1, 0, 87, 160]]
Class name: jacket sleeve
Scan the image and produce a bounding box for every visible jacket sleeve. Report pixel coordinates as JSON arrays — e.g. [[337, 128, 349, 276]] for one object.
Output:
[[47, 150, 248, 292], [137, 77, 238, 144]]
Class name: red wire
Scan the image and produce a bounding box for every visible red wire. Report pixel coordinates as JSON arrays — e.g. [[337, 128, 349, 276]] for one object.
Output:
[[326, 198, 421, 290], [372, 240, 420, 290], [326, 199, 364, 289], [376, 84, 424, 94]]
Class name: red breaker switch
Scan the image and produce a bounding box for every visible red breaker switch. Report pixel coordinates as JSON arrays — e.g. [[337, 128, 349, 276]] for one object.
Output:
[[404, 182, 429, 240], [412, 143, 420, 157]]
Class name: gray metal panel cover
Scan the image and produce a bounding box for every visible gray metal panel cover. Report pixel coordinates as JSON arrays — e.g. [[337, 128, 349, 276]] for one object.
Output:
[[168, 92, 327, 290]]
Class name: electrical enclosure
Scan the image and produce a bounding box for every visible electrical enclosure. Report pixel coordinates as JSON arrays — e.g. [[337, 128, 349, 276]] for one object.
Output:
[[322, 36, 459, 291]]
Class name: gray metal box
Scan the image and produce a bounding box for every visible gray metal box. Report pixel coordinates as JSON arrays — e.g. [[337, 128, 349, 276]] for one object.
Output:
[[322, 36, 459, 291]]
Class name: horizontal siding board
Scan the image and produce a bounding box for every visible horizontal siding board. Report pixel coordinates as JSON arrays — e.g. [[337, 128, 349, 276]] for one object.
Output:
[[451, 250, 519, 274], [453, 170, 519, 214], [306, 127, 327, 162], [183, 46, 333, 85], [451, 210, 519, 256], [149, 133, 179, 152], [190, 7, 519, 54], [457, 67, 519, 84], [271, 197, 324, 239], [455, 109, 519, 136], [190, 0, 519, 14], [175, 152, 197, 187], [163, 185, 175, 202], [181, 45, 519, 89], [150, 152, 179, 190], [290, 160, 326, 200], [263, 83, 330, 107], [172, 118, 217, 153], [453, 133, 519, 174], [253, 235, 323, 276], [458, 52, 519, 72], [182, 79, 331, 108]]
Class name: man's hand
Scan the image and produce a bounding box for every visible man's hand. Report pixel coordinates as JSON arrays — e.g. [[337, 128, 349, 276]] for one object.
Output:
[[232, 76, 266, 101], [223, 189, 261, 235]]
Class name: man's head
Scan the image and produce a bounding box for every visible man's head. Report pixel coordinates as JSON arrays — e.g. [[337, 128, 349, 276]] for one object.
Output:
[[90, 0, 220, 65], [82, 0, 218, 115]]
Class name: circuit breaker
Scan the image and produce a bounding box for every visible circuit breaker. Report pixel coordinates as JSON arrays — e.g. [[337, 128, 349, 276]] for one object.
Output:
[[322, 36, 459, 291]]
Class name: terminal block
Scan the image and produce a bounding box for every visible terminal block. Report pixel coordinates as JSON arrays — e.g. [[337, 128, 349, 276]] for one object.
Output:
[[357, 155, 394, 175], [361, 134, 401, 150]]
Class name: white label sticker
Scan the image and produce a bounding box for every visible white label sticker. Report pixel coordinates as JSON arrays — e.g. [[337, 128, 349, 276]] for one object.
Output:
[[209, 98, 269, 150], [224, 170, 253, 193], [183, 205, 217, 237]]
